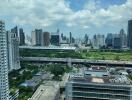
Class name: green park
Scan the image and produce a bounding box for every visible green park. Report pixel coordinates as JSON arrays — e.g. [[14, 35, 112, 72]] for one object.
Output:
[[20, 49, 132, 61]]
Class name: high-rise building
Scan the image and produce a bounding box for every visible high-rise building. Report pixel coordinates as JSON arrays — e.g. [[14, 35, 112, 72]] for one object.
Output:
[[84, 34, 89, 44], [92, 34, 105, 49], [50, 29, 60, 46], [119, 29, 127, 48], [50, 34, 60, 46], [43, 32, 50, 46], [113, 34, 122, 49], [31, 29, 43, 46], [11, 26, 18, 37], [31, 31, 36, 46], [69, 32, 75, 45], [60, 33, 69, 44], [6, 31, 20, 72], [0, 20, 9, 100], [19, 28, 25, 46], [69, 32, 72, 44], [61, 33, 63, 39], [105, 33, 114, 48], [25, 35, 32, 45], [127, 20, 132, 49]]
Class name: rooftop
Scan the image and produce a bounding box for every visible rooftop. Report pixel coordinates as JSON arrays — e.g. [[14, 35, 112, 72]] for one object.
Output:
[[90, 66, 107, 71], [20, 72, 50, 87], [19, 46, 76, 50], [84, 66, 109, 77], [69, 75, 132, 86], [29, 81, 60, 100]]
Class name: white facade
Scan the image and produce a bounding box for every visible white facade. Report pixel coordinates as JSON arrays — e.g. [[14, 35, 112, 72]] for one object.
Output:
[[0, 20, 9, 100], [7, 31, 20, 72], [119, 29, 127, 48], [31, 31, 36, 46], [31, 29, 43, 46], [92, 34, 105, 49]]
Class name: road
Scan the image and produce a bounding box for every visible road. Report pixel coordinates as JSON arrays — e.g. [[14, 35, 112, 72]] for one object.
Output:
[[20, 57, 132, 67]]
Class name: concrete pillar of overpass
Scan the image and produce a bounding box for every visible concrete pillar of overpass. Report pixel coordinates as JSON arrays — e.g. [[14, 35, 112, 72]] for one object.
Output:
[[67, 58, 72, 67]]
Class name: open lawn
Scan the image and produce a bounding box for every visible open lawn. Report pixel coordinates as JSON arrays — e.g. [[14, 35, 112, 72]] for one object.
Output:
[[80, 51, 132, 61], [20, 49, 132, 61]]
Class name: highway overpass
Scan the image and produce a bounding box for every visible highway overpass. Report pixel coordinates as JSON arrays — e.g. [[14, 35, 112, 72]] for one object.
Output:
[[20, 57, 132, 67]]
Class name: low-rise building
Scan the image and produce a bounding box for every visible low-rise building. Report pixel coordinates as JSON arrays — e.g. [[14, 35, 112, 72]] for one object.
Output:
[[69, 73, 84, 78], [66, 75, 132, 100], [29, 81, 60, 100], [66, 66, 132, 100], [20, 72, 50, 88], [84, 66, 109, 77]]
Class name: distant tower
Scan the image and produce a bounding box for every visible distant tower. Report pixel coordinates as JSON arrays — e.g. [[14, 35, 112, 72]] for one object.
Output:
[[50, 29, 60, 46], [69, 32, 72, 44], [119, 29, 127, 48], [43, 32, 50, 46], [61, 33, 63, 39], [36, 29, 43, 46], [113, 34, 122, 49], [105, 33, 114, 48], [84, 34, 88, 44], [31, 31, 36, 46], [11, 26, 18, 37], [92, 34, 105, 49], [57, 29, 59, 34], [127, 20, 132, 48], [57, 29, 61, 45], [19, 28, 25, 45], [32, 29, 43, 46], [0, 20, 9, 100]]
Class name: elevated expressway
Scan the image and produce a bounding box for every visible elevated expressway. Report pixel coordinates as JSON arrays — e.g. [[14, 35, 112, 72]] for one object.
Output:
[[20, 57, 132, 67]]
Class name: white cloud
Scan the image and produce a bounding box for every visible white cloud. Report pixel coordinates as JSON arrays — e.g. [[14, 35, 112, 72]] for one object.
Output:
[[83, 0, 100, 11], [0, 0, 132, 31], [65, 0, 132, 29], [83, 25, 90, 29], [0, 0, 73, 27]]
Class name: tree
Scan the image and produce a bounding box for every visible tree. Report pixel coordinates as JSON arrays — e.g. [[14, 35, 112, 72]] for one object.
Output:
[[50, 65, 65, 77], [19, 86, 33, 93], [102, 56, 105, 60], [9, 69, 19, 78], [115, 55, 120, 60]]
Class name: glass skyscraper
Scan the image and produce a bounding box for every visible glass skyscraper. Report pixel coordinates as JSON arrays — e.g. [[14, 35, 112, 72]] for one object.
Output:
[[127, 20, 132, 49]]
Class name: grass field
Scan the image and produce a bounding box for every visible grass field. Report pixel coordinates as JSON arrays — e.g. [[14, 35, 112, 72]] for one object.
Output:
[[20, 49, 132, 61], [80, 51, 132, 61]]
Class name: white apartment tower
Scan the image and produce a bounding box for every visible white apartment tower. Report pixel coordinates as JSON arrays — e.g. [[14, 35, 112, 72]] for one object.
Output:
[[92, 34, 105, 49], [0, 20, 9, 100], [31, 31, 36, 46], [7, 31, 20, 72]]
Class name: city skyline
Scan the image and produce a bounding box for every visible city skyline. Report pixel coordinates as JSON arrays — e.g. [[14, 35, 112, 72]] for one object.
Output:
[[0, 1, 132, 99], [0, 0, 132, 37], [0, 20, 132, 100]]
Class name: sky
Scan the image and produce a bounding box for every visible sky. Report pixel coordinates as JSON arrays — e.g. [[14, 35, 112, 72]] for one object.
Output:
[[0, 0, 131, 38]]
